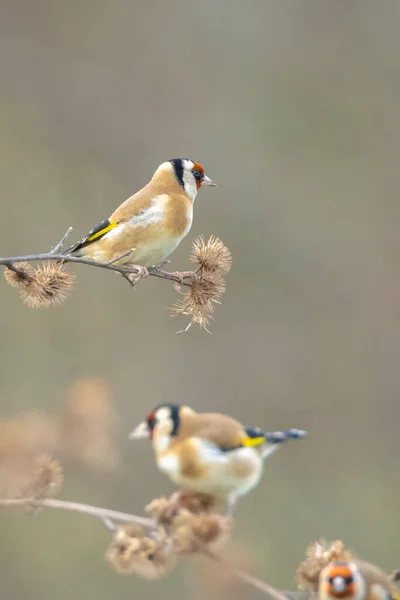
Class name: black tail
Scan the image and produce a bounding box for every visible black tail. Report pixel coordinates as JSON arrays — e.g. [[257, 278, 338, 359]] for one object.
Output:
[[244, 427, 307, 444]]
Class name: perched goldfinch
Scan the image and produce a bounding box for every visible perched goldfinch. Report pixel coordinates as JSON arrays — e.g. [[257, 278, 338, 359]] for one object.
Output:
[[319, 561, 400, 600], [129, 403, 306, 512], [64, 158, 216, 268]]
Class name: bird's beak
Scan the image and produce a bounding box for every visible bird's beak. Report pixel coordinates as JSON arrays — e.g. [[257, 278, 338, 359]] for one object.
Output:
[[331, 578, 347, 595], [201, 175, 217, 187], [128, 421, 150, 440]]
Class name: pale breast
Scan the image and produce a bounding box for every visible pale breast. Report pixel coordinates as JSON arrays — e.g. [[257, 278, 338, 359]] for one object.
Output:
[[157, 439, 263, 497]]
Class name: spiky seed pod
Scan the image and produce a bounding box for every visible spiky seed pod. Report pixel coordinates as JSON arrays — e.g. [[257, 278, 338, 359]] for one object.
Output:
[[106, 525, 176, 579], [28, 454, 63, 500], [171, 272, 226, 329], [296, 539, 355, 591], [146, 491, 218, 526], [190, 235, 232, 276], [145, 497, 175, 527], [177, 490, 218, 515], [18, 263, 75, 308], [0, 454, 63, 513], [4, 262, 35, 288], [172, 510, 230, 555]]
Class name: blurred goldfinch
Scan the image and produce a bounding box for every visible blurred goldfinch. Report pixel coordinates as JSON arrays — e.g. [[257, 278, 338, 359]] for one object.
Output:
[[319, 561, 400, 600], [64, 159, 216, 268], [129, 404, 306, 512]]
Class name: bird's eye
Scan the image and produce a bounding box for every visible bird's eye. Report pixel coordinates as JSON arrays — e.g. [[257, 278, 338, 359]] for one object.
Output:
[[192, 169, 202, 180], [147, 417, 156, 430], [146, 412, 156, 430]]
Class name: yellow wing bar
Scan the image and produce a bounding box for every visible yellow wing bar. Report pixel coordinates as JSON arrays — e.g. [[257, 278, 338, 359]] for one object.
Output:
[[86, 220, 117, 242], [241, 436, 266, 448]]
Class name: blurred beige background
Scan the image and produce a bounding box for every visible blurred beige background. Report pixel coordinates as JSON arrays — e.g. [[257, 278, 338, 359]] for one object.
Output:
[[0, 0, 399, 598]]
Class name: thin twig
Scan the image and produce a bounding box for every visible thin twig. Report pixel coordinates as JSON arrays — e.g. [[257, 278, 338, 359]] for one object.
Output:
[[0, 497, 155, 528], [204, 550, 290, 600], [0, 495, 290, 597], [50, 227, 73, 254], [0, 252, 193, 287]]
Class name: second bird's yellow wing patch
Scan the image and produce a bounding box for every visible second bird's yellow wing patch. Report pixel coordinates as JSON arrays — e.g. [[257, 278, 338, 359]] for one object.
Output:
[[241, 436, 266, 447], [241, 427, 266, 447]]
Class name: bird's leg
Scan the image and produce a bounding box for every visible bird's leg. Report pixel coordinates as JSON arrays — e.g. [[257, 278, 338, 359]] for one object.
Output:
[[225, 493, 239, 517], [163, 491, 185, 519], [153, 258, 170, 269]]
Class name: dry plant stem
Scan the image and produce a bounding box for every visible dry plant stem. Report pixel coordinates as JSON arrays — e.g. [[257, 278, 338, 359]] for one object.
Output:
[[205, 550, 290, 600], [0, 497, 155, 528], [0, 497, 286, 599], [49, 227, 73, 254], [0, 253, 193, 287]]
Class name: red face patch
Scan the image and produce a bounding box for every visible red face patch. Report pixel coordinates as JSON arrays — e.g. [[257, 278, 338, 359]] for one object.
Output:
[[324, 565, 355, 599], [192, 163, 205, 190], [192, 162, 204, 175]]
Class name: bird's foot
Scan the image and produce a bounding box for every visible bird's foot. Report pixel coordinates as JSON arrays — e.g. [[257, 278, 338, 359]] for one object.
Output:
[[168, 270, 196, 293], [121, 266, 149, 288]]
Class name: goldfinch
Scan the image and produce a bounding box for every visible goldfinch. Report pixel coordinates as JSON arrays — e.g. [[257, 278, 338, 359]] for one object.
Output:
[[319, 561, 400, 600], [129, 403, 306, 512], [64, 158, 216, 269]]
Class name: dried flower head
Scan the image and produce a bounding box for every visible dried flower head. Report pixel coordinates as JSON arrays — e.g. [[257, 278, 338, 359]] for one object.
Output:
[[178, 490, 218, 514], [146, 491, 218, 526], [190, 236, 232, 276], [296, 539, 355, 591], [18, 262, 75, 308], [172, 510, 230, 555], [145, 497, 174, 526], [106, 525, 176, 579], [171, 272, 226, 329], [4, 262, 35, 289], [60, 377, 119, 470], [0, 453, 63, 511], [28, 454, 63, 499]]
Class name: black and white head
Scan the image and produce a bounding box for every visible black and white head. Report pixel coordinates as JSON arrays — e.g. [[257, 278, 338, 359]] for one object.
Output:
[[129, 403, 195, 452], [153, 158, 216, 201]]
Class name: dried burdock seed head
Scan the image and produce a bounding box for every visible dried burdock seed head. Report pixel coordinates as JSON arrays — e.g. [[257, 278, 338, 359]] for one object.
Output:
[[190, 235, 232, 276], [4, 262, 35, 289], [28, 454, 63, 500], [178, 490, 218, 515], [172, 510, 231, 555], [171, 272, 226, 330], [145, 497, 174, 526], [106, 525, 176, 579], [18, 262, 75, 308], [296, 539, 355, 591], [0, 453, 63, 511], [146, 491, 218, 526]]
